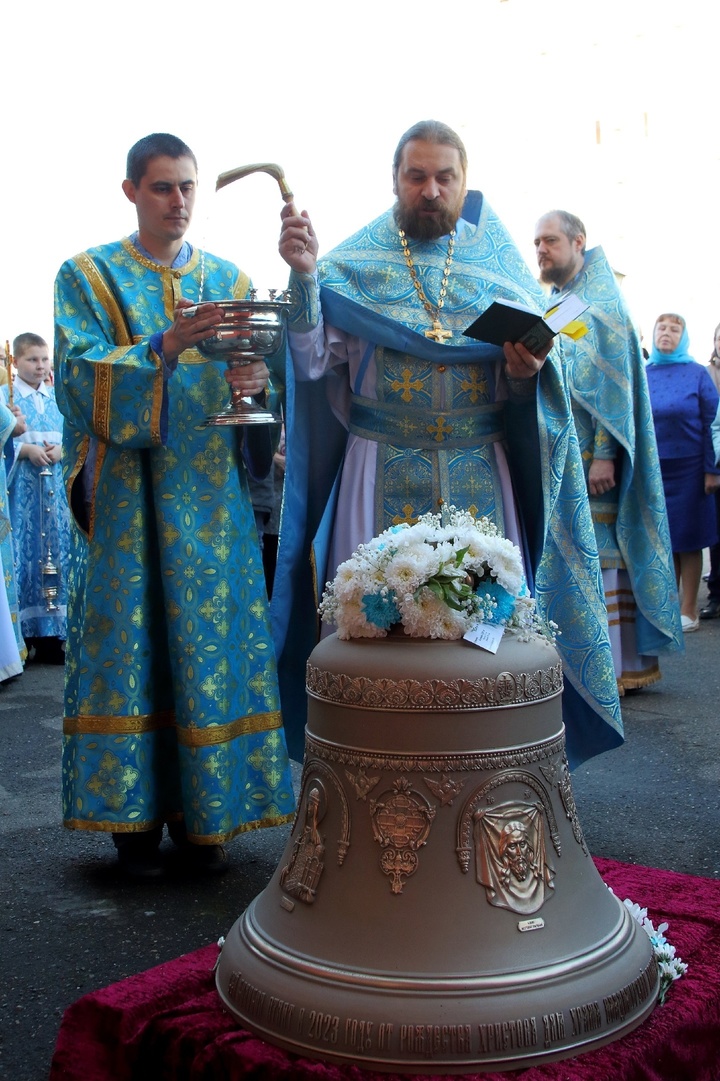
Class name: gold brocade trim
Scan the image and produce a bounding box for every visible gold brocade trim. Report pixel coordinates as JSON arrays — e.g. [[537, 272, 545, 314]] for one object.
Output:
[[599, 556, 625, 570], [185, 810, 295, 844], [87, 440, 108, 541], [63, 810, 295, 841], [63, 709, 284, 745], [121, 236, 199, 277], [149, 344, 164, 440], [64, 711, 176, 735], [64, 817, 165, 834], [593, 511, 618, 524], [176, 711, 284, 747], [74, 252, 133, 346], [618, 664, 661, 695], [304, 732, 566, 774], [65, 434, 89, 535], [93, 361, 113, 443], [234, 272, 251, 300], [74, 253, 133, 443], [177, 348, 207, 366], [306, 661, 563, 711], [167, 265, 185, 313]]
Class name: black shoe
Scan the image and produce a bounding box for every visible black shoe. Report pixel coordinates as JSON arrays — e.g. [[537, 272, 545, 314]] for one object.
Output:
[[180, 843, 229, 875], [167, 821, 229, 874], [700, 599, 720, 620], [31, 637, 66, 664], [114, 829, 164, 879], [116, 847, 164, 879]]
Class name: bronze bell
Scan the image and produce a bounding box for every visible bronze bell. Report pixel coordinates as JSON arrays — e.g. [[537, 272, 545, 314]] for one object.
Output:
[[216, 632, 658, 1072]]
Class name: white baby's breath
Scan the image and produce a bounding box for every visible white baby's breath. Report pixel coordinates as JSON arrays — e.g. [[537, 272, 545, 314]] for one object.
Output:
[[609, 892, 688, 1005]]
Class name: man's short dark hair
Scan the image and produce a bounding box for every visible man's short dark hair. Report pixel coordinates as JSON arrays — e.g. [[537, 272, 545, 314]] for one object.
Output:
[[392, 120, 468, 179], [13, 332, 48, 357], [126, 133, 198, 186]]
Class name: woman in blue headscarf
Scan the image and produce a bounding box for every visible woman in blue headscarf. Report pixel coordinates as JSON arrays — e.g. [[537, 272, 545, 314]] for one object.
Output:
[[646, 313, 720, 631]]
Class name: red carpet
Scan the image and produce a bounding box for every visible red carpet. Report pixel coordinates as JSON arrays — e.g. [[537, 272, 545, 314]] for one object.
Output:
[[49, 859, 720, 1081]]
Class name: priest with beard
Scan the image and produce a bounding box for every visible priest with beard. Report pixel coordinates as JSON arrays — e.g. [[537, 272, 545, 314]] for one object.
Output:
[[273, 119, 622, 770], [533, 210, 683, 691]]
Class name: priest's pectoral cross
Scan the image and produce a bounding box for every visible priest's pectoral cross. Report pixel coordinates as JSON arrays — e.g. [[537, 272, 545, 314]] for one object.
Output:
[[425, 320, 452, 343]]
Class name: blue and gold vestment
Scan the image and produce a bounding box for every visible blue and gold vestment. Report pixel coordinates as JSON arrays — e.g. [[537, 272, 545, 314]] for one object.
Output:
[[2, 379, 71, 643], [275, 195, 623, 768], [560, 248, 682, 673], [54, 239, 295, 842]]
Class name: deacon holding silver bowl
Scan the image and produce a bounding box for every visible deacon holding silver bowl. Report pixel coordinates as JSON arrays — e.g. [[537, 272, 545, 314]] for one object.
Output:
[[53, 132, 297, 880]]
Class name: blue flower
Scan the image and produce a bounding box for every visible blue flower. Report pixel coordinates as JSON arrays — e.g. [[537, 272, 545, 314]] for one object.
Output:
[[476, 579, 515, 624], [362, 592, 400, 629]]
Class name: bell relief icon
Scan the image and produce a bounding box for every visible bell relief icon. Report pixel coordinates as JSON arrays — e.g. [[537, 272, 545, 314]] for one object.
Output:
[[473, 802, 555, 915], [279, 784, 326, 904]]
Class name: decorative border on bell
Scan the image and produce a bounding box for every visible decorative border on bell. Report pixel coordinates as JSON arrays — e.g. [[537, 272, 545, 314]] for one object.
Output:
[[303, 732, 566, 774], [305, 661, 563, 711]]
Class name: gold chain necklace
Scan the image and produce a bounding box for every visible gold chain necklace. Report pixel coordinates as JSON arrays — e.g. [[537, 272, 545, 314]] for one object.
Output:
[[399, 228, 455, 342]]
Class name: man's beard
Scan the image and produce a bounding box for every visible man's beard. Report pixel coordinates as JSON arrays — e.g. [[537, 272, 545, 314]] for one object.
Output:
[[539, 259, 574, 287], [393, 196, 462, 241], [507, 855, 530, 882]]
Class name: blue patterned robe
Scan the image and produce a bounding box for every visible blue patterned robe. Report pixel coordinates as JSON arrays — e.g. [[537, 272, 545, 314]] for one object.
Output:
[[54, 238, 295, 842], [2, 379, 71, 642], [0, 401, 25, 674], [557, 248, 683, 686], [274, 194, 623, 769]]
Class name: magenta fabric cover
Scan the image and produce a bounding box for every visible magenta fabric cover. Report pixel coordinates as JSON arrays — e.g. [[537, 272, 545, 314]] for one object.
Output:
[[49, 858, 720, 1081]]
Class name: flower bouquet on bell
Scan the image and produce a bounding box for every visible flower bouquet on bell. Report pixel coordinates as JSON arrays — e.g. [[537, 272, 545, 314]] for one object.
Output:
[[319, 507, 557, 642]]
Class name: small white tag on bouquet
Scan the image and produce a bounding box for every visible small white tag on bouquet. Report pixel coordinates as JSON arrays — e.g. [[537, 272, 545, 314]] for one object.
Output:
[[463, 622, 505, 654]]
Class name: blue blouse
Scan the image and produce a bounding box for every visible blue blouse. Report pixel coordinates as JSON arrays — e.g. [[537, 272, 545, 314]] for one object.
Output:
[[646, 360, 720, 470]]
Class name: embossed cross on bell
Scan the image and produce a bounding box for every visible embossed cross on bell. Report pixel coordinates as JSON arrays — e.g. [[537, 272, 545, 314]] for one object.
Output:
[[216, 632, 659, 1073]]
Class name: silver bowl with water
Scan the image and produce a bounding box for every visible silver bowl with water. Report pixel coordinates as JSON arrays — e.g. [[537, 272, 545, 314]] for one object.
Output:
[[198, 296, 291, 425]]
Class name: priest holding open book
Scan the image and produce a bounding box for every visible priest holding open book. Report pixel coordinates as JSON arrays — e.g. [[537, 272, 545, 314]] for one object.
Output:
[[533, 211, 683, 692], [274, 120, 625, 769]]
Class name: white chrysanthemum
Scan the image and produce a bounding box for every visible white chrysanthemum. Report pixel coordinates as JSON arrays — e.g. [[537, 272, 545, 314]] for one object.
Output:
[[462, 529, 495, 562], [335, 597, 380, 639], [402, 519, 437, 544], [399, 587, 466, 639], [484, 537, 524, 595], [444, 520, 481, 551], [331, 550, 387, 602], [433, 606, 470, 639], [430, 539, 463, 574], [384, 547, 436, 593], [331, 558, 363, 587]]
